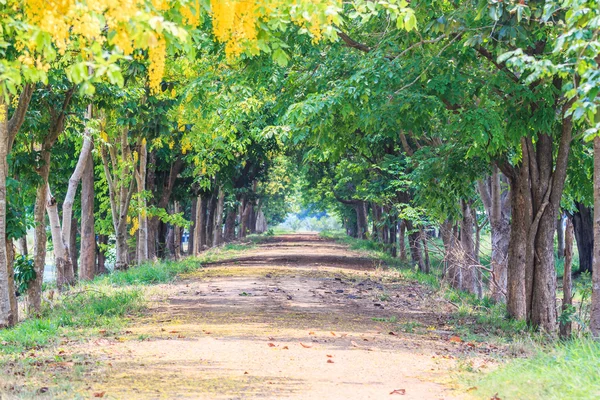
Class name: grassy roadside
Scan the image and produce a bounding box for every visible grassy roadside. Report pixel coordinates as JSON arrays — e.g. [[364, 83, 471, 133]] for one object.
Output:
[[319, 231, 600, 400], [0, 242, 256, 357]]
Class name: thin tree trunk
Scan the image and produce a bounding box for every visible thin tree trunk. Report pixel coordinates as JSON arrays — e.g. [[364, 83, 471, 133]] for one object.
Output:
[[0, 101, 13, 327], [79, 153, 96, 280], [193, 195, 205, 255], [135, 139, 148, 263], [173, 201, 181, 259], [460, 200, 481, 297], [46, 184, 73, 290], [6, 239, 17, 324], [188, 197, 197, 255], [560, 217, 574, 338], [224, 208, 236, 242], [70, 214, 78, 277], [30, 153, 50, 314], [590, 136, 600, 337], [18, 236, 27, 256], [399, 219, 407, 262], [420, 226, 430, 274], [557, 213, 565, 260], [0, 88, 34, 326], [213, 188, 225, 246], [97, 235, 108, 275]]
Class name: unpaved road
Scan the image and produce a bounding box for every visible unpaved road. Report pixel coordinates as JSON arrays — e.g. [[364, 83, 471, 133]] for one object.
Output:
[[9, 234, 475, 399]]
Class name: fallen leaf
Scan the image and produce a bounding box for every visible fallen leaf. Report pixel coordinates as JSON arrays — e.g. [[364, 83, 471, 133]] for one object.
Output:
[[282, 346, 289, 350], [449, 336, 462, 343], [177, 335, 186, 339], [204, 331, 212, 335], [390, 389, 406, 395], [466, 387, 478, 392], [308, 331, 315, 335], [169, 330, 179, 334], [490, 394, 501, 400], [326, 354, 333, 358], [330, 331, 337, 336], [268, 337, 275, 340], [388, 332, 397, 336], [93, 391, 106, 398], [268, 343, 276, 347], [299, 342, 312, 348], [327, 359, 334, 363], [99, 330, 107, 335], [244, 371, 248, 375], [363, 338, 369, 341], [340, 333, 348, 337]]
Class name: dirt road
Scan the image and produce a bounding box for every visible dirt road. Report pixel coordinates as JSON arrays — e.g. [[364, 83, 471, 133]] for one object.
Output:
[[72, 234, 464, 399]]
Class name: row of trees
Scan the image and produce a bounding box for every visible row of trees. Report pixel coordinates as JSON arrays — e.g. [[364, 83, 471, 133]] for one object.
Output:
[[0, 0, 368, 328], [1, 1, 599, 340], [276, 0, 600, 337]]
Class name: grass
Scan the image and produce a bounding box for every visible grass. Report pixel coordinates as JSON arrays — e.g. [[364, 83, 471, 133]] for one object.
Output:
[[472, 339, 600, 400], [0, 240, 256, 356]]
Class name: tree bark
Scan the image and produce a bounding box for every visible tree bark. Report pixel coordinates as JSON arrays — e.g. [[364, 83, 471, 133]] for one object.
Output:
[[70, 214, 78, 277], [420, 226, 430, 274], [460, 200, 481, 297], [212, 187, 225, 246], [100, 128, 135, 271], [399, 220, 407, 262], [0, 101, 13, 327], [557, 213, 565, 260], [224, 208, 236, 242], [478, 168, 511, 302], [79, 153, 96, 280], [193, 195, 206, 255], [590, 136, 600, 337], [46, 184, 73, 290], [188, 197, 197, 254], [173, 201, 182, 259], [406, 220, 425, 272], [135, 139, 148, 263], [560, 217, 574, 338]]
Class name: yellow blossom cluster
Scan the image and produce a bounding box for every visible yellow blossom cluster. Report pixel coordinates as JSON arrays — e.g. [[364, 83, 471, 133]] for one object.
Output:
[[148, 35, 167, 94], [210, 0, 341, 59], [130, 217, 140, 235]]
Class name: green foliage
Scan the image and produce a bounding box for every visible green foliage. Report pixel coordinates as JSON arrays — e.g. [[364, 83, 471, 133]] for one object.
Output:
[[13, 255, 36, 294]]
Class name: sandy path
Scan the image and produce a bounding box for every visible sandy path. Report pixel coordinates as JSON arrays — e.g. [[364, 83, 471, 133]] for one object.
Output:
[[70, 235, 465, 399]]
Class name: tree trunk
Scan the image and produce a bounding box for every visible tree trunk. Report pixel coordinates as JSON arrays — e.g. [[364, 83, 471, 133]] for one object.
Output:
[[501, 128, 571, 332], [590, 136, 600, 337], [0, 102, 13, 327], [46, 184, 74, 289], [79, 153, 96, 280], [1, 87, 34, 325], [146, 151, 157, 259], [406, 220, 425, 272], [560, 217, 574, 338], [115, 223, 129, 270], [205, 192, 218, 247], [70, 214, 78, 277], [18, 236, 27, 256], [477, 168, 511, 302], [188, 197, 197, 255], [213, 188, 225, 246], [6, 239, 17, 325], [399, 220, 407, 262], [173, 201, 181, 259], [240, 198, 252, 239], [571, 202, 593, 274], [460, 200, 481, 297], [557, 213, 565, 260], [441, 220, 460, 288], [193, 195, 206, 255], [135, 139, 148, 263], [30, 151, 51, 314], [354, 201, 368, 240], [224, 208, 236, 242], [97, 235, 109, 275], [420, 226, 430, 274]]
